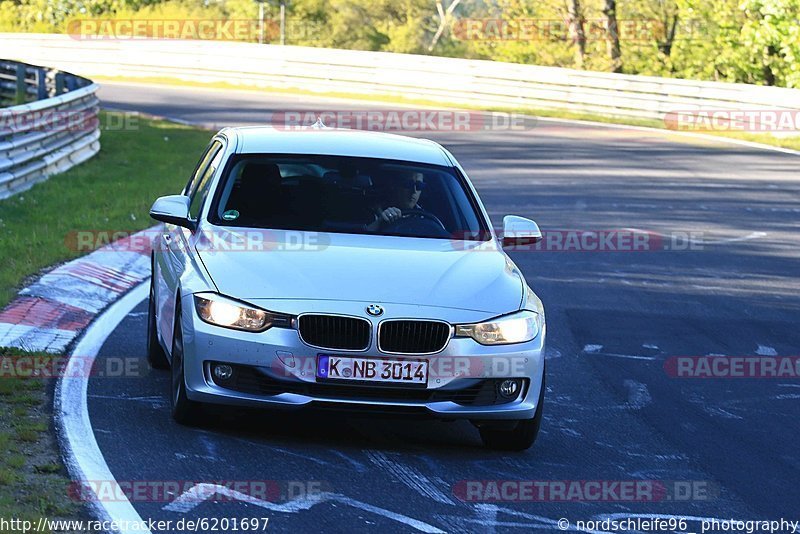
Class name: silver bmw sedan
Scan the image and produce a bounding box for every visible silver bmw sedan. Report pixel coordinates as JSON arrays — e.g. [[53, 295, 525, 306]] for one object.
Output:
[[148, 126, 546, 450]]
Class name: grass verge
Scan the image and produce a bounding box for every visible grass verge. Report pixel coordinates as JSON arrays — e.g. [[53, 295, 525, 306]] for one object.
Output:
[[0, 111, 211, 529], [94, 75, 800, 153], [0, 348, 76, 531]]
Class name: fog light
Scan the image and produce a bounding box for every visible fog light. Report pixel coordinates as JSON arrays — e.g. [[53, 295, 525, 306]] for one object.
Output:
[[213, 364, 233, 381], [498, 379, 521, 398]]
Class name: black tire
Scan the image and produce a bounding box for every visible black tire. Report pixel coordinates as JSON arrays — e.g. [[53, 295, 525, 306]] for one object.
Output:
[[478, 375, 545, 451], [170, 301, 203, 425], [146, 277, 169, 370]]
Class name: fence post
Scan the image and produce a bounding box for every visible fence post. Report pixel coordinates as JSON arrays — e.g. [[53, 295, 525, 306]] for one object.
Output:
[[15, 64, 26, 104], [37, 67, 48, 100], [55, 72, 65, 95]]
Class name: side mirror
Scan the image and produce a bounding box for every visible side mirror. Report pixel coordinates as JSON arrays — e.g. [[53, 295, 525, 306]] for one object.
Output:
[[501, 215, 542, 248], [149, 195, 195, 230]]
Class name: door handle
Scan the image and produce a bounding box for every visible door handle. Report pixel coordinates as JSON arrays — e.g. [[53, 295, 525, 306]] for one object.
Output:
[[162, 234, 172, 244]]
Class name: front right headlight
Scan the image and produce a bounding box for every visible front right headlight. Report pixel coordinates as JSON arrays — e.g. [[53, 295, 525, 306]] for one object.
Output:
[[455, 310, 542, 345], [193, 293, 291, 332]]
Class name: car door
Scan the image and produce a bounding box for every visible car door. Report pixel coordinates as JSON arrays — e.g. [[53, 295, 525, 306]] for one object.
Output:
[[156, 139, 224, 350]]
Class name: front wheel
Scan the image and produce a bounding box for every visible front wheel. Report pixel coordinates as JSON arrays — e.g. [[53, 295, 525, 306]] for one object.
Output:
[[170, 302, 202, 425], [477, 375, 545, 451]]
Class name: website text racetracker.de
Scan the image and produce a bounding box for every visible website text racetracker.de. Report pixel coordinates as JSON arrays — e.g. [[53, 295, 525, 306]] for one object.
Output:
[[66, 18, 323, 42], [0, 110, 139, 133], [499, 230, 705, 252], [64, 228, 704, 254], [664, 356, 800, 379], [453, 480, 717, 502], [69, 480, 327, 503], [0, 517, 269, 532], [271, 110, 535, 132], [0, 355, 146, 379]]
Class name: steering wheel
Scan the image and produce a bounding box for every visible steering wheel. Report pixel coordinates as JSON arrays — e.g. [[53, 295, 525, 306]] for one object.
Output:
[[384, 209, 449, 237], [400, 209, 446, 227]]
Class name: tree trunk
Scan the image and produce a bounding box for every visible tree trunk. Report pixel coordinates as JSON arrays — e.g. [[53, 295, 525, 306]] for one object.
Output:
[[603, 0, 622, 73], [658, 14, 679, 58], [429, 0, 463, 52], [568, 0, 586, 68], [763, 45, 777, 86]]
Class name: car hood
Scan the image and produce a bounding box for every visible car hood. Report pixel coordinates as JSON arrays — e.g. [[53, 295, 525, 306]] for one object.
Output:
[[194, 227, 523, 315]]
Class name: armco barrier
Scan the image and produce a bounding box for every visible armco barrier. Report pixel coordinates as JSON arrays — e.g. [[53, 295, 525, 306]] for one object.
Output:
[[2, 33, 799, 125], [0, 59, 100, 199]]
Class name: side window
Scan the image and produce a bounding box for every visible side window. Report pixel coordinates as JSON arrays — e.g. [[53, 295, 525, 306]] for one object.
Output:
[[183, 141, 223, 197], [188, 145, 225, 221]]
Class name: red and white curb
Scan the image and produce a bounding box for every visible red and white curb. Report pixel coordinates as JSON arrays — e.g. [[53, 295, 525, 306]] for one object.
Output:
[[0, 230, 154, 353]]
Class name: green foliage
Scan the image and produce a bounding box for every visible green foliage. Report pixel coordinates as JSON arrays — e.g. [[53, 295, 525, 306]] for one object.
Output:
[[739, 0, 800, 87], [1, 0, 798, 87], [666, 0, 755, 83]]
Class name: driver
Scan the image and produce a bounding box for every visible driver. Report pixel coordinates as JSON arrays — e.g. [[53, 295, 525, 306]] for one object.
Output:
[[365, 170, 426, 232]]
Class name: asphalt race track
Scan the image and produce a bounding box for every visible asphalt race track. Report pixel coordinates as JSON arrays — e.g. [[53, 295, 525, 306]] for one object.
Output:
[[85, 82, 800, 533]]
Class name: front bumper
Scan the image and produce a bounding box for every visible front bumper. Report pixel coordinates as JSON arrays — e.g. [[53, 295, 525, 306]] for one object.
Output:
[[180, 302, 545, 420]]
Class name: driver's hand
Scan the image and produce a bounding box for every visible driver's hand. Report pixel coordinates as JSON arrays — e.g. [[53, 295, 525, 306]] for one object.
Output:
[[379, 207, 402, 223]]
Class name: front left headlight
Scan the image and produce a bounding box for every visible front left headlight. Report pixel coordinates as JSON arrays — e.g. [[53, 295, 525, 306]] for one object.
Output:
[[455, 310, 542, 345], [193, 293, 291, 332]]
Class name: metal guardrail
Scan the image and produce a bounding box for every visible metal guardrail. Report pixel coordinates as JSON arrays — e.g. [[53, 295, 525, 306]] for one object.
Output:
[[3, 33, 800, 125], [0, 59, 100, 200]]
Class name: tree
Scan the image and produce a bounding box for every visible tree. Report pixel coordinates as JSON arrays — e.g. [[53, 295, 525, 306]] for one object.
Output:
[[567, 0, 586, 68], [602, 0, 622, 72]]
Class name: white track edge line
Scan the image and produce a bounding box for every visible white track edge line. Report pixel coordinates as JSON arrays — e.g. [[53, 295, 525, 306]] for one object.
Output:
[[55, 281, 150, 534]]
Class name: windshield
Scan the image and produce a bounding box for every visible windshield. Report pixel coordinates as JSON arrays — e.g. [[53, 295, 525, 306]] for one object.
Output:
[[208, 154, 489, 240]]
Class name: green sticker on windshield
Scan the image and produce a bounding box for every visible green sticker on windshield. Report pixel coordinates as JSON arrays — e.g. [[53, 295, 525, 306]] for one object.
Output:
[[222, 209, 240, 221]]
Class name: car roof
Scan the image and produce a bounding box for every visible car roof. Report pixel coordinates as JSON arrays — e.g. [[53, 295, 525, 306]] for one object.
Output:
[[222, 126, 452, 166]]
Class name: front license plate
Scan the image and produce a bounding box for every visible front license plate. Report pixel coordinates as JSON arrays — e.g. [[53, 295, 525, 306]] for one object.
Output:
[[317, 355, 428, 385]]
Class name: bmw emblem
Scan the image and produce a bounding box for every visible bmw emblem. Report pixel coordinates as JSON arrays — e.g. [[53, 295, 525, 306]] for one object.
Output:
[[366, 304, 384, 317]]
